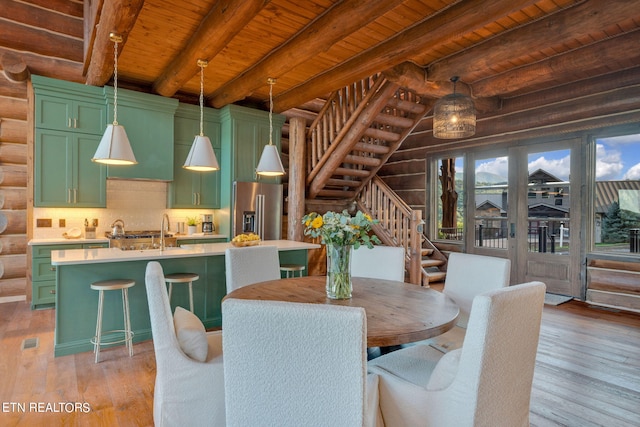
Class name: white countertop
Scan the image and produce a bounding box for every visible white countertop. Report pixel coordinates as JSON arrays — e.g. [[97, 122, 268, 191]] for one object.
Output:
[[51, 240, 320, 266], [28, 233, 227, 246]]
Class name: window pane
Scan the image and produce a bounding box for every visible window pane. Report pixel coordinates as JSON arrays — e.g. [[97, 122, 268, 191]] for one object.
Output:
[[437, 157, 464, 240], [527, 149, 570, 255], [474, 156, 508, 249], [594, 134, 640, 253]]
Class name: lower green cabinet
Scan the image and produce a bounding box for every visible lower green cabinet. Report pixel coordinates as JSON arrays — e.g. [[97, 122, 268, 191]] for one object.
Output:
[[177, 238, 227, 246], [31, 243, 108, 309]]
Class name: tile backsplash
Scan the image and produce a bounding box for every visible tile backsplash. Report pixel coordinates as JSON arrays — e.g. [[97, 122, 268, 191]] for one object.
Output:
[[32, 180, 218, 239]]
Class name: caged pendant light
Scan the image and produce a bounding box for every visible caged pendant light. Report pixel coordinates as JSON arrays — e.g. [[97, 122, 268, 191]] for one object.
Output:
[[183, 59, 220, 171], [256, 78, 285, 177], [92, 33, 138, 165], [433, 76, 476, 139]]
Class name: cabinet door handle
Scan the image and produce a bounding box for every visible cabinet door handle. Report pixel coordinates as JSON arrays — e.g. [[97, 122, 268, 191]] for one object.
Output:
[[74, 118, 78, 128], [192, 192, 196, 205], [67, 188, 71, 203], [73, 188, 78, 204], [86, 245, 103, 248], [197, 192, 201, 205], [49, 267, 56, 271], [68, 118, 72, 128], [49, 289, 56, 294]]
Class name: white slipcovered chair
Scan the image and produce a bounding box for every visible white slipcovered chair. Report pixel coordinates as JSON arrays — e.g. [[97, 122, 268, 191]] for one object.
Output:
[[222, 298, 384, 427], [351, 245, 405, 282], [145, 261, 225, 426], [368, 281, 546, 427], [426, 252, 511, 353], [224, 245, 281, 293]]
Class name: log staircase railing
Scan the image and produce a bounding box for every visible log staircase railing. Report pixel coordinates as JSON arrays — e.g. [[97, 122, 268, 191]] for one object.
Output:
[[357, 175, 423, 285], [306, 74, 384, 183]]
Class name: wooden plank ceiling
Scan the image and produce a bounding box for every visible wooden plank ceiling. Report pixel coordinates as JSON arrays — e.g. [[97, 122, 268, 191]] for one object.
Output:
[[1, 0, 640, 119]]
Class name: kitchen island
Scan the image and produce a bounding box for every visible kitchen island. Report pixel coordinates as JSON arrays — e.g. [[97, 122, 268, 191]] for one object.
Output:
[[51, 240, 320, 357]]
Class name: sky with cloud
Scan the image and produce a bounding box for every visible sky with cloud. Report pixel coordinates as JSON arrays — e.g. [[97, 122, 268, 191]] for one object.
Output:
[[473, 133, 640, 182]]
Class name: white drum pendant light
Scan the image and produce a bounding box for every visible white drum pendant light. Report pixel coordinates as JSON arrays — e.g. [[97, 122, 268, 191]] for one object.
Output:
[[183, 59, 219, 171], [433, 76, 476, 139], [92, 33, 137, 165], [256, 78, 285, 176]]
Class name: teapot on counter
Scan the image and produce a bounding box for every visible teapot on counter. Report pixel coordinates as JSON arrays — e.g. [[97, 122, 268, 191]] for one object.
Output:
[[111, 219, 125, 236]]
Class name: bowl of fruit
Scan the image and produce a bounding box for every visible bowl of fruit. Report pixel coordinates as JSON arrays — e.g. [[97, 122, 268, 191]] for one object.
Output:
[[231, 233, 261, 247]]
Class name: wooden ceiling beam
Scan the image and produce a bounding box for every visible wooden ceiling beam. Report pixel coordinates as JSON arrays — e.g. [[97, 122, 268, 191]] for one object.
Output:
[[272, 0, 539, 113], [152, 0, 269, 98], [209, 0, 405, 108], [472, 30, 640, 98], [84, 0, 145, 86], [381, 62, 500, 113], [427, 0, 639, 83]]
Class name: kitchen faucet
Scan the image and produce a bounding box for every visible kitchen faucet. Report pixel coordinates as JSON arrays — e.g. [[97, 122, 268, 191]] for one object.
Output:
[[160, 213, 170, 251]]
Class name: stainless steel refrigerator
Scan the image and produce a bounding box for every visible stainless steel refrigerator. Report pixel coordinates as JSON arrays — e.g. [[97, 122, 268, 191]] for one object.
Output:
[[232, 181, 283, 240]]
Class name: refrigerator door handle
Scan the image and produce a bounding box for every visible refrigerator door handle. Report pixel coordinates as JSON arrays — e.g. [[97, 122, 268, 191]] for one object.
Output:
[[256, 194, 265, 238]]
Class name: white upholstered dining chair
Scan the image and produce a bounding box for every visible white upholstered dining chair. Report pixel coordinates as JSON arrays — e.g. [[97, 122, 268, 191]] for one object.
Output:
[[145, 261, 225, 426], [224, 245, 281, 293], [426, 252, 511, 353], [368, 281, 546, 427], [351, 245, 405, 282], [222, 298, 384, 427]]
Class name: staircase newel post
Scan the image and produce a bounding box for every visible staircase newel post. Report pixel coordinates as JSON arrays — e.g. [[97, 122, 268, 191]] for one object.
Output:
[[409, 210, 423, 285], [288, 117, 307, 241]]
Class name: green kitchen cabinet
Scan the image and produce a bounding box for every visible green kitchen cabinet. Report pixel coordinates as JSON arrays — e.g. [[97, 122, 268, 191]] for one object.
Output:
[[35, 94, 106, 135], [220, 104, 285, 184], [169, 143, 222, 208], [32, 75, 107, 135], [104, 86, 179, 181], [177, 238, 227, 246], [31, 243, 82, 309], [34, 129, 106, 207], [31, 242, 109, 309], [169, 104, 222, 208]]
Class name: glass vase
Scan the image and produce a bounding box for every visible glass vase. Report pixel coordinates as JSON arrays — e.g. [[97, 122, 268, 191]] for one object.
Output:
[[326, 243, 352, 299]]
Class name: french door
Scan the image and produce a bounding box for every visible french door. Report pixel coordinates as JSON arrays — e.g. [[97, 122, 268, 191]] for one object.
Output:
[[468, 139, 582, 296]]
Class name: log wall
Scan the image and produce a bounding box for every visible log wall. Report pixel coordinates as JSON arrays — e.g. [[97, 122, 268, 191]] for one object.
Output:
[[0, 75, 28, 301]]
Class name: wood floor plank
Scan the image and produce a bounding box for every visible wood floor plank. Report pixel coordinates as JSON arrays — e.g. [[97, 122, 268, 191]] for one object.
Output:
[[0, 298, 639, 426]]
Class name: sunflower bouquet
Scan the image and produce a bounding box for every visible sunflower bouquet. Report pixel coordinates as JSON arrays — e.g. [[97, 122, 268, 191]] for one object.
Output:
[[302, 210, 381, 248]]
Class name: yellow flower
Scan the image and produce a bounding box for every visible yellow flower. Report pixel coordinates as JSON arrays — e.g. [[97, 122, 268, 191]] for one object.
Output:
[[305, 218, 311, 227], [311, 216, 323, 229], [364, 214, 372, 222]]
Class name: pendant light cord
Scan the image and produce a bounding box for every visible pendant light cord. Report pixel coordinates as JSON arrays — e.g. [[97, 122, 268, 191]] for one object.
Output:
[[199, 62, 204, 136], [268, 79, 274, 145], [113, 39, 119, 125]]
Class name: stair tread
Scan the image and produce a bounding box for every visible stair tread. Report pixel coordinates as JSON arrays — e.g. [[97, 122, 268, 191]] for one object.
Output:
[[421, 259, 445, 267]]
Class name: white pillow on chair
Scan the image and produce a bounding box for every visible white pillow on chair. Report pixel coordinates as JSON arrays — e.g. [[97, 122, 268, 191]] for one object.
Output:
[[173, 306, 208, 362]]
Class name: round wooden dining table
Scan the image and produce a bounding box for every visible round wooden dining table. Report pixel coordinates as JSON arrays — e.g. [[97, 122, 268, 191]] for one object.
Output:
[[224, 275, 459, 347]]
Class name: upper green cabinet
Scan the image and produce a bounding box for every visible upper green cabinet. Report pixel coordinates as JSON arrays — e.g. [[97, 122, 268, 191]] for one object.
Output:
[[169, 104, 222, 208], [104, 87, 179, 181], [220, 105, 285, 184], [34, 129, 107, 207], [32, 75, 107, 207], [35, 95, 106, 135], [32, 75, 107, 135]]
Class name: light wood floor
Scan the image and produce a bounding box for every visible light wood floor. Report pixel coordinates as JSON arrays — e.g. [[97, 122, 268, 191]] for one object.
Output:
[[1, 297, 639, 426]]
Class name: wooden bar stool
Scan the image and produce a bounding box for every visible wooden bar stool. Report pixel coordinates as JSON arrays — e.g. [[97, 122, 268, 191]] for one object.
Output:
[[165, 272, 199, 312], [280, 264, 305, 278], [90, 279, 135, 363]]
